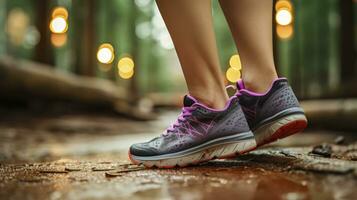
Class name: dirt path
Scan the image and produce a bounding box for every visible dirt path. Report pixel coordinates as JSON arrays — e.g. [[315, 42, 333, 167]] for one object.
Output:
[[0, 111, 356, 200]]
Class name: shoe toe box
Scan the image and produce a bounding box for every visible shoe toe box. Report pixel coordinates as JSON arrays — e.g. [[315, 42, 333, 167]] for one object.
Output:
[[129, 142, 159, 157]]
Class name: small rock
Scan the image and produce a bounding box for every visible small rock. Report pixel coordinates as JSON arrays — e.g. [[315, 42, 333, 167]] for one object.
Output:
[[310, 143, 332, 157]]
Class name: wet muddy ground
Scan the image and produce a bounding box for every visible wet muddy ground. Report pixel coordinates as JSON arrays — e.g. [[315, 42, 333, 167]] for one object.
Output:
[[0, 110, 356, 200]]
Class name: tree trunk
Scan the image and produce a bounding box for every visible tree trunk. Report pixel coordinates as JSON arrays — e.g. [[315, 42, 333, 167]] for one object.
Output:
[[34, 0, 54, 65], [72, 0, 96, 76], [339, 0, 355, 83], [128, 1, 139, 101]]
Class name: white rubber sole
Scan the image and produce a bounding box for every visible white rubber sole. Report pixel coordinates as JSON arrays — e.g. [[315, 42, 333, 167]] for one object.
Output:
[[254, 113, 308, 146], [129, 138, 257, 168]]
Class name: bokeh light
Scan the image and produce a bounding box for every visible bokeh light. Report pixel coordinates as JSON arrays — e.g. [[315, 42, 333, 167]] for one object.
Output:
[[51, 33, 67, 47], [6, 8, 30, 46], [276, 24, 293, 39], [275, 0, 294, 39], [229, 54, 242, 70], [97, 43, 115, 64], [49, 16, 68, 34], [118, 69, 134, 79], [118, 57, 134, 73], [275, 0, 292, 12], [23, 26, 41, 49], [52, 7, 68, 20], [276, 9, 292, 26], [226, 67, 241, 83]]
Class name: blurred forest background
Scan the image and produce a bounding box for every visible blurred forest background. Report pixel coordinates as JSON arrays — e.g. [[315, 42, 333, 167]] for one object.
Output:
[[0, 0, 356, 119]]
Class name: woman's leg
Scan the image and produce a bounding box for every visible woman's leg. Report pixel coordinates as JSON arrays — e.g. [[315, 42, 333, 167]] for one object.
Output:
[[219, 0, 278, 93], [156, 0, 228, 109], [218, 0, 308, 147]]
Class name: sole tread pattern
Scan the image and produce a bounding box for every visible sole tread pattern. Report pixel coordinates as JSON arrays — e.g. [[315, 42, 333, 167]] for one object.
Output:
[[128, 139, 257, 168]]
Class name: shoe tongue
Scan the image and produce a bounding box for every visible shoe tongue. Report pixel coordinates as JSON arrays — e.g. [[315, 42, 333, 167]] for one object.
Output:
[[183, 95, 197, 107], [236, 79, 245, 90]]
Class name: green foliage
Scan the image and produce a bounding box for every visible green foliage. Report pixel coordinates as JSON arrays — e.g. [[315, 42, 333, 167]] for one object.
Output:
[[277, 0, 340, 98], [2, 0, 354, 99]]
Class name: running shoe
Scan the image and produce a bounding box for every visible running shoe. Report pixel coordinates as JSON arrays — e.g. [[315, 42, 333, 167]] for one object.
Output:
[[236, 78, 308, 147], [129, 95, 256, 168]]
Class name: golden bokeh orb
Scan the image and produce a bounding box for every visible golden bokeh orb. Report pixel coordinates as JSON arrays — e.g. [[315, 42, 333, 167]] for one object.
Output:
[[118, 57, 134, 73], [52, 7, 68, 19], [229, 54, 242, 70], [226, 67, 241, 83], [118, 69, 134, 79], [276, 9, 292, 26], [49, 16, 68, 34], [97, 43, 115, 64], [276, 24, 293, 39], [275, 0, 292, 12], [51, 33, 67, 47]]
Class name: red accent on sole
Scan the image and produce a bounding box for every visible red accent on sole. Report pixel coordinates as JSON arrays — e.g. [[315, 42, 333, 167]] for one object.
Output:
[[258, 119, 307, 147]]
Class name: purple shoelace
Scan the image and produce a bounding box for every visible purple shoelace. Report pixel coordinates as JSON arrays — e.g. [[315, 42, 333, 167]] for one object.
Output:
[[162, 106, 195, 136]]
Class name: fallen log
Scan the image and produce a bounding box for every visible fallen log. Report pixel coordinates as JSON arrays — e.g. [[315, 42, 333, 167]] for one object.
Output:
[[0, 56, 154, 120], [301, 99, 357, 132]]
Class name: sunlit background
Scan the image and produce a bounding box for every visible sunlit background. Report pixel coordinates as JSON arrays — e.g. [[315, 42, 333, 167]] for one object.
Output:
[[1, 2, 357, 199], [0, 0, 356, 108]]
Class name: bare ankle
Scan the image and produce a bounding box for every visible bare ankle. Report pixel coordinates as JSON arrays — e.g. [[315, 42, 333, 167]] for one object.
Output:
[[243, 71, 278, 93], [190, 90, 229, 110]]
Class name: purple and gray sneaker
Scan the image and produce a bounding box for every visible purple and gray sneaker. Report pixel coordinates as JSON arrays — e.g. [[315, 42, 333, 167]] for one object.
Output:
[[129, 95, 256, 168], [236, 78, 308, 147]]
